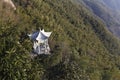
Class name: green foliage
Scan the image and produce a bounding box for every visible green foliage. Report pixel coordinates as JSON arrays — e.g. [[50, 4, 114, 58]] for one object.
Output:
[[0, 0, 120, 80]]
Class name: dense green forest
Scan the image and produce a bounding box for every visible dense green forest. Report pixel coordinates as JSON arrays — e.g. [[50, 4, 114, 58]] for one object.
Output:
[[1, 0, 120, 80]]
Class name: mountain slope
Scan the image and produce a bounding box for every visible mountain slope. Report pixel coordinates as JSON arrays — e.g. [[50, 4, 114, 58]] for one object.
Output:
[[0, 0, 120, 80], [79, 0, 120, 38]]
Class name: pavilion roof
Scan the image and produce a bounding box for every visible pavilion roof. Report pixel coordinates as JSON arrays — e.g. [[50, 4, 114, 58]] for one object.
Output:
[[29, 29, 52, 43]]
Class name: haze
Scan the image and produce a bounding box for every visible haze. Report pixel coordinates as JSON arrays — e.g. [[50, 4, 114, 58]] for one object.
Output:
[[102, 0, 120, 11]]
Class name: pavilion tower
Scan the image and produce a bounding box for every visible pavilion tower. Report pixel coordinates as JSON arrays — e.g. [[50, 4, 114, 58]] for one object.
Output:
[[28, 29, 52, 54]]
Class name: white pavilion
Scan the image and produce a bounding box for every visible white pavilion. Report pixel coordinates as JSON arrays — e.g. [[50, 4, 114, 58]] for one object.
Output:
[[28, 29, 52, 55]]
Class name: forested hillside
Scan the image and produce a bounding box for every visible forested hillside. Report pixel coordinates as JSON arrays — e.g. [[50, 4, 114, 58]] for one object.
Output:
[[1, 0, 120, 80]]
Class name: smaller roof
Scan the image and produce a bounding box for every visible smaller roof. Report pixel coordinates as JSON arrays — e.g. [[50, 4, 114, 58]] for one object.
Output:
[[29, 31, 39, 41], [41, 29, 52, 37]]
